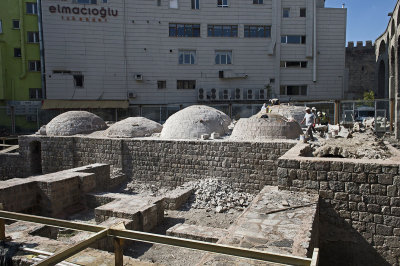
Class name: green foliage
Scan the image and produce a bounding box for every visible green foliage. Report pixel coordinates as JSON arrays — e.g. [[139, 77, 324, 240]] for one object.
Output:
[[363, 90, 375, 101]]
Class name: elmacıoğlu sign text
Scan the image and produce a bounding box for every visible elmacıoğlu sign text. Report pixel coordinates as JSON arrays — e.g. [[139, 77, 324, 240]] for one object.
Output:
[[49, 5, 118, 18]]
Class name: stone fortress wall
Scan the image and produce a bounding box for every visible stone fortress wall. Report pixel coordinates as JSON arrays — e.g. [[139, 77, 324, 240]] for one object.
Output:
[[2, 135, 400, 264], [345, 40, 376, 100]]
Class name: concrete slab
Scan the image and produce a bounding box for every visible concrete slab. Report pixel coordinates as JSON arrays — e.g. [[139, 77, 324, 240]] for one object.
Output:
[[198, 186, 319, 265], [166, 223, 228, 243]]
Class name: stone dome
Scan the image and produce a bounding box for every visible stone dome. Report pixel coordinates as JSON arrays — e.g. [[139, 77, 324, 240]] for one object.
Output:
[[46, 111, 107, 136], [266, 105, 305, 125], [230, 113, 302, 141], [105, 117, 162, 138], [160, 105, 231, 139]]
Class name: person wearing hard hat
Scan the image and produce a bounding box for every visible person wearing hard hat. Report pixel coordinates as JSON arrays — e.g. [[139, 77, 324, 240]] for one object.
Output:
[[317, 111, 330, 125], [301, 107, 316, 141]]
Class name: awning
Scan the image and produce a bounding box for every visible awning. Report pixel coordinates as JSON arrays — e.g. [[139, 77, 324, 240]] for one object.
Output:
[[41, 100, 129, 110]]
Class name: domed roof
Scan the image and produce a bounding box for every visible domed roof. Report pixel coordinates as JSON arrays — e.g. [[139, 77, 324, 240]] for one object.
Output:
[[105, 117, 162, 138], [257, 105, 305, 124], [160, 105, 231, 139], [46, 111, 107, 136], [230, 113, 302, 141]]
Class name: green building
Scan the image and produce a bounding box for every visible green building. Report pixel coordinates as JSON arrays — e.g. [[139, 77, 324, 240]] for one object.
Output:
[[0, 0, 42, 133]]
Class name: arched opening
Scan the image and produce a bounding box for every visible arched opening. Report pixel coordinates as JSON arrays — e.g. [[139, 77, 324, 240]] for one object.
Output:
[[392, 21, 396, 37], [29, 141, 42, 175], [378, 60, 386, 99], [379, 40, 386, 56], [391, 47, 396, 76]]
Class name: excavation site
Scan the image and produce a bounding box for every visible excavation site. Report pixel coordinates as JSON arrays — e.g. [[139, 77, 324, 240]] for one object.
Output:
[[0, 106, 399, 266]]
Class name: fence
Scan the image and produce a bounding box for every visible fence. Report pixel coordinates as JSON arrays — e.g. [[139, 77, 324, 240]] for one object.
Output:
[[0, 210, 319, 266], [0, 99, 394, 136]]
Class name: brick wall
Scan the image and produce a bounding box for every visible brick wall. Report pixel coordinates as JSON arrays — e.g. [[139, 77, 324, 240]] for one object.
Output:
[[278, 144, 400, 265]]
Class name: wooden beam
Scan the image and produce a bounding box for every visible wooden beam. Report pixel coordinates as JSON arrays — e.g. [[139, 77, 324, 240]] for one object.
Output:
[[310, 248, 319, 266], [114, 238, 124, 266], [36, 229, 108, 266], [0, 145, 19, 154], [109, 229, 312, 266]]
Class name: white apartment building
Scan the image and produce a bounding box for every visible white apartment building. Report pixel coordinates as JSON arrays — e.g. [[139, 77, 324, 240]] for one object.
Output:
[[40, 0, 347, 107]]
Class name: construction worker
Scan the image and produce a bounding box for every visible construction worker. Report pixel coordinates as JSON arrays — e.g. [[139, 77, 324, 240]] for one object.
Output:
[[317, 111, 330, 125], [301, 107, 316, 141]]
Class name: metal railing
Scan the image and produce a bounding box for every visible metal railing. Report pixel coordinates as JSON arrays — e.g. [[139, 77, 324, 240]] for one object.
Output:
[[0, 210, 319, 266]]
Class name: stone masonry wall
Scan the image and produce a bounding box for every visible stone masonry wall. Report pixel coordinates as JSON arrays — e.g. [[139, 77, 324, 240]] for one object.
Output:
[[278, 143, 400, 265], [17, 136, 296, 193], [0, 153, 25, 179]]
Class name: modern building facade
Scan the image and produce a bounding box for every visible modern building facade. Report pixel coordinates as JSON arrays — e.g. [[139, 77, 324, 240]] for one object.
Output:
[[40, 0, 346, 108], [0, 0, 43, 131]]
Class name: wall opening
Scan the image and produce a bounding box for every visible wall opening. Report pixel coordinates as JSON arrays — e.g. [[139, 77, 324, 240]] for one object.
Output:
[[378, 60, 386, 99], [29, 141, 42, 175], [379, 40, 386, 56]]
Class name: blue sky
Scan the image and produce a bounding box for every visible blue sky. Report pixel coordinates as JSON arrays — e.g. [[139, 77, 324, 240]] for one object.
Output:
[[326, 0, 397, 43]]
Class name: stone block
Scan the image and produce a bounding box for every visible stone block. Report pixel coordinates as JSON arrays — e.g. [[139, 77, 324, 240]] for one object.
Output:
[[376, 224, 393, 236], [378, 174, 393, 185], [330, 161, 343, 171], [392, 207, 400, 216], [353, 173, 367, 183], [359, 211, 373, 222], [334, 192, 349, 201], [345, 182, 359, 194]]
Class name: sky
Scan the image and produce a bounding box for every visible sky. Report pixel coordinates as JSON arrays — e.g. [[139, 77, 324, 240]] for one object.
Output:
[[325, 0, 397, 43]]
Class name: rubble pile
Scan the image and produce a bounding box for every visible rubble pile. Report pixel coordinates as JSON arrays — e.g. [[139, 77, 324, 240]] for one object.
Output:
[[312, 130, 392, 159], [189, 179, 255, 213]]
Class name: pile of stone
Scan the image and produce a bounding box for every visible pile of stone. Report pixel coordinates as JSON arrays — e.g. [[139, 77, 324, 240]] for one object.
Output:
[[312, 130, 392, 159], [190, 179, 254, 213]]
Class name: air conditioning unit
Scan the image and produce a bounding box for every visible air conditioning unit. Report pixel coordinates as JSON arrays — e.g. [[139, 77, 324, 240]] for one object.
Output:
[[245, 89, 254, 100], [134, 74, 143, 81], [256, 89, 266, 100], [128, 91, 137, 98], [198, 88, 205, 101], [219, 89, 230, 101], [232, 88, 242, 101], [210, 88, 218, 101]]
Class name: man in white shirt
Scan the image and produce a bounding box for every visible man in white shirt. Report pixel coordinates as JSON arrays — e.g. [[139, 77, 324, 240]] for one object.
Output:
[[301, 107, 316, 141]]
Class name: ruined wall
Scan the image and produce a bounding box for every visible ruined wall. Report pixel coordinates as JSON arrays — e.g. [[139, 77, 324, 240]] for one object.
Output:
[[278, 144, 400, 265], [345, 41, 376, 100], [0, 153, 25, 179], [18, 136, 296, 193], [0, 164, 110, 218]]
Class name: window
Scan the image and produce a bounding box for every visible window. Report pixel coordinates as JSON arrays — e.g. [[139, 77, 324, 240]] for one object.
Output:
[[157, 0, 161, 6], [75, 0, 99, 4], [14, 48, 21, 58], [283, 8, 290, 18], [29, 88, 42, 100], [300, 8, 306, 17], [244, 25, 271, 38], [0, 20, 2, 34], [12, 20, 20, 29], [280, 61, 307, 68], [169, 0, 178, 8], [28, 61, 41, 72], [177, 80, 196, 89], [26, 3, 38, 14], [253, 0, 263, 4], [192, 0, 199, 9], [217, 0, 228, 7], [281, 35, 306, 44], [73, 75, 84, 87], [215, 50, 232, 64], [157, 80, 166, 89], [169, 24, 200, 37], [208, 25, 238, 37], [280, 85, 307, 96], [27, 32, 39, 43], [179, 50, 196, 64]]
